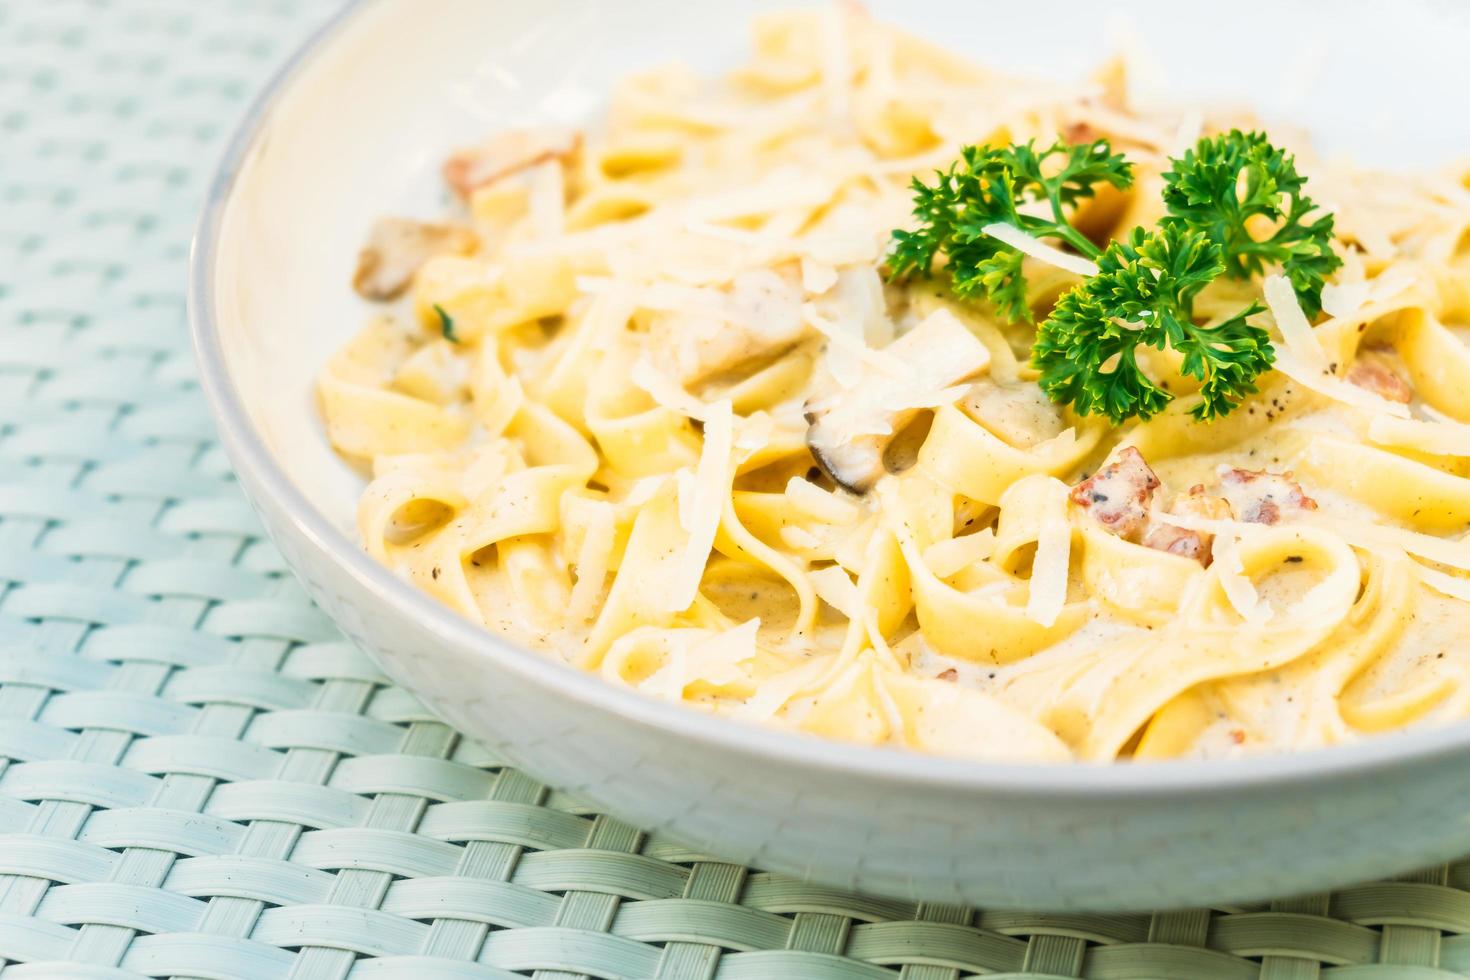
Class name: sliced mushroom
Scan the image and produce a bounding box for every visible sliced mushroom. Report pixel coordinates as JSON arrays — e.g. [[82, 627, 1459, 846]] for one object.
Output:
[[352, 218, 478, 301], [960, 379, 1066, 450], [1069, 446, 1160, 541], [1345, 345, 1413, 404], [649, 269, 807, 388], [1218, 467, 1317, 525], [805, 309, 991, 493], [442, 127, 581, 199]]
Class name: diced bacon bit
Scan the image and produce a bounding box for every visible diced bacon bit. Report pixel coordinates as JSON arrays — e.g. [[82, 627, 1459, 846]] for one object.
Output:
[[442, 127, 581, 199], [1218, 468, 1318, 526], [1141, 485, 1233, 565], [1345, 346, 1413, 404], [936, 668, 958, 682], [1062, 120, 1098, 145], [1140, 523, 1204, 562], [352, 218, 478, 301], [1069, 446, 1160, 542]]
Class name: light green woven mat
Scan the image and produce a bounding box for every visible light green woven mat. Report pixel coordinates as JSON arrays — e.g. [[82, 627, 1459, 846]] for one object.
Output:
[[1, 1, 1469, 977]]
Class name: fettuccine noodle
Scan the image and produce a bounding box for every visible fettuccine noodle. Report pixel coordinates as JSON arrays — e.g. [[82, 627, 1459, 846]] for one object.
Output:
[[319, 6, 1470, 762]]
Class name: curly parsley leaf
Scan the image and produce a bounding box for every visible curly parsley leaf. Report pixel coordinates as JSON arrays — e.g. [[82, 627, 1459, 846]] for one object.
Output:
[[887, 139, 1133, 322], [1032, 223, 1274, 424], [1161, 129, 1341, 317], [433, 303, 459, 343]]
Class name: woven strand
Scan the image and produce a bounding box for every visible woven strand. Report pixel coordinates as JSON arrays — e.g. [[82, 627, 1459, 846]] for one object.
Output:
[[3, 1, 1470, 978]]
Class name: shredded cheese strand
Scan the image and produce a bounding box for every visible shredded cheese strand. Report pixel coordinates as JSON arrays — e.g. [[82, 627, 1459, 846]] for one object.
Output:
[[981, 221, 1099, 278]]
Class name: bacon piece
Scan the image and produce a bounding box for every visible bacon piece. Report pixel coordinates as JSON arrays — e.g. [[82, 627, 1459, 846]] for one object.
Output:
[[1345, 346, 1413, 404], [936, 668, 958, 682], [1218, 468, 1317, 525], [442, 127, 581, 199], [1141, 485, 1233, 565], [352, 218, 478, 301], [1069, 446, 1160, 541], [1141, 523, 1207, 562], [1062, 120, 1098, 145]]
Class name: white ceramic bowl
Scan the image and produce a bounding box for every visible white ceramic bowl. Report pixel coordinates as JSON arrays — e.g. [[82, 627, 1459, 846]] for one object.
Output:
[[191, 0, 1470, 910]]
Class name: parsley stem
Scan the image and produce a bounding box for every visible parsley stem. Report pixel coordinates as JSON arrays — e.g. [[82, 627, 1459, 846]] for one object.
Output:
[[1048, 222, 1103, 262], [1042, 190, 1102, 260]]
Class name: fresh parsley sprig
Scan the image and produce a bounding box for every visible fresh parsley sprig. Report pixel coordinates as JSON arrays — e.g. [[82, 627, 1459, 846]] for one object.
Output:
[[887, 139, 1133, 322], [1161, 130, 1341, 317], [887, 129, 1339, 424], [433, 303, 459, 343], [1033, 224, 1271, 423]]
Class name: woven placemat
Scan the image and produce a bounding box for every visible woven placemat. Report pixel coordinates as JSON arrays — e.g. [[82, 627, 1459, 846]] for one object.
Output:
[[2, 1, 1470, 977]]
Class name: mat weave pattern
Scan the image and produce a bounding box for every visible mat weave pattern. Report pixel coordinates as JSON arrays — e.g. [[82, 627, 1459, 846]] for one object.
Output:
[[2, 1, 1470, 977]]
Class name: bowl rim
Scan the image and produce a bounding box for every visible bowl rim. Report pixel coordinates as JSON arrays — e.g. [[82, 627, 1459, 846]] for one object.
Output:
[[188, 0, 1470, 798]]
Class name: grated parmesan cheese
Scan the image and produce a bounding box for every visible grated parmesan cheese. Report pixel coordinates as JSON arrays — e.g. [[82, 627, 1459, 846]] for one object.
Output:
[[1265, 273, 1410, 419], [1311, 517, 1470, 573], [1418, 566, 1470, 603], [923, 529, 997, 579], [1211, 528, 1266, 624], [682, 171, 836, 223], [785, 476, 861, 524], [810, 565, 861, 618], [622, 475, 670, 507], [779, 525, 825, 550], [737, 656, 832, 722], [631, 355, 714, 422], [802, 303, 889, 387], [1264, 275, 1328, 370], [1320, 280, 1369, 320], [980, 222, 1099, 278], [801, 256, 840, 295], [1025, 478, 1071, 627], [1367, 414, 1470, 457], [566, 501, 617, 626], [526, 160, 566, 242], [1271, 346, 1412, 419], [666, 399, 733, 612], [642, 619, 761, 700]]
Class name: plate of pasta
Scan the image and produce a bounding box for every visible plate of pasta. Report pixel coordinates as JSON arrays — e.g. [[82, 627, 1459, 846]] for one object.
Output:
[[193, 0, 1470, 908]]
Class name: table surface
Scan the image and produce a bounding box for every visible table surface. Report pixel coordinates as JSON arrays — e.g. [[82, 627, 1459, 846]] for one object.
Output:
[[3, 1, 1470, 977]]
